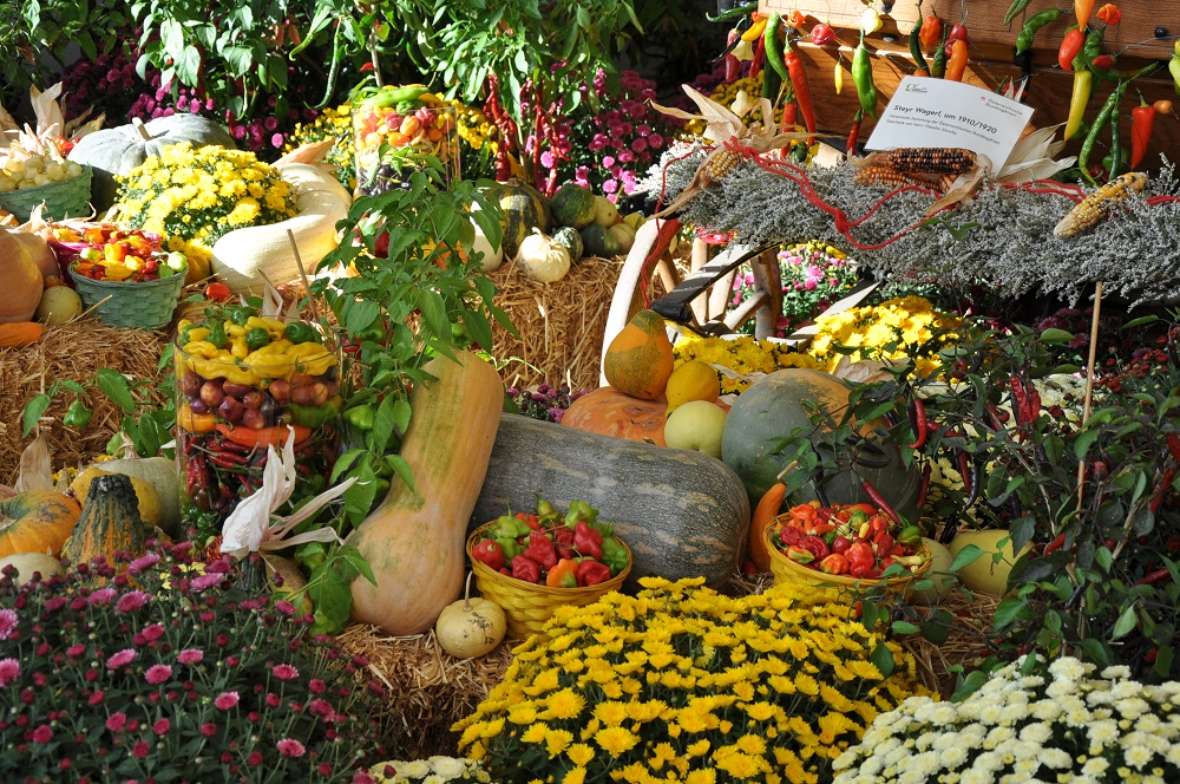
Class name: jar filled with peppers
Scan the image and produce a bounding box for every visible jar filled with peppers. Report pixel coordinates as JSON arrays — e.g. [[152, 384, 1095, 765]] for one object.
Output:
[[767, 501, 930, 591], [352, 84, 459, 197], [175, 303, 342, 541]]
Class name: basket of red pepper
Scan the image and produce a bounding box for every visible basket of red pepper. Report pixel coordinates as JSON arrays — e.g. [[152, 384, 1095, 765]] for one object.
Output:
[[766, 501, 931, 594], [466, 498, 632, 638]]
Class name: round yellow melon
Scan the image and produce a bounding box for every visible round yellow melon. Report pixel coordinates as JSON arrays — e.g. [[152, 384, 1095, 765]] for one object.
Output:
[[666, 360, 721, 413], [949, 528, 1033, 598], [71, 467, 163, 529], [603, 310, 674, 401]]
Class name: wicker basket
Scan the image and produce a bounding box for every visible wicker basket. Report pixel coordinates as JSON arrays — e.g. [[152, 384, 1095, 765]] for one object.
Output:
[[69, 263, 186, 330], [765, 518, 930, 595], [0, 167, 93, 222], [466, 522, 632, 639]]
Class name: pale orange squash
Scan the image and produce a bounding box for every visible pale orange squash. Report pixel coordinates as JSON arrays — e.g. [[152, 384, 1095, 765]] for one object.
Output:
[[0, 322, 45, 348], [0, 230, 45, 324], [348, 350, 503, 635], [602, 309, 674, 401], [0, 491, 82, 558], [562, 387, 667, 446]]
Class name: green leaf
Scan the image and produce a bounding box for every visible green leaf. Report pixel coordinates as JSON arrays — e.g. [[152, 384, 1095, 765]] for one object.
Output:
[[1111, 603, 1138, 640], [921, 609, 953, 644], [342, 460, 379, 525], [392, 397, 412, 436], [370, 393, 399, 455], [21, 393, 50, 437], [418, 289, 450, 339], [870, 643, 894, 677], [1122, 315, 1160, 330], [344, 299, 381, 335], [1095, 546, 1113, 573], [951, 669, 989, 702], [891, 620, 920, 635], [949, 544, 983, 573], [1039, 327, 1074, 345], [338, 544, 377, 586], [385, 454, 417, 497], [308, 565, 352, 635], [95, 369, 135, 414], [1074, 429, 1100, 461], [993, 597, 1029, 629], [160, 18, 184, 56], [461, 309, 493, 352], [222, 45, 253, 76], [330, 449, 367, 483]]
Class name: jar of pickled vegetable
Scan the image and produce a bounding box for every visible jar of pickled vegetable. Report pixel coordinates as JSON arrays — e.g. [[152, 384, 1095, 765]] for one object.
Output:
[[174, 308, 342, 542], [352, 84, 459, 196]]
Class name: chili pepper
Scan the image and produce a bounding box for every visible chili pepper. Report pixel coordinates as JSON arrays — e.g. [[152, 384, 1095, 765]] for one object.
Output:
[[910, 13, 930, 74], [1010, 374, 1030, 425], [206, 319, 227, 349], [1015, 9, 1064, 56], [245, 327, 270, 351], [786, 9, 806, 29], [546, 558, 579, 588], [204, 282, 231, 302], [860, 480, 902, 526], [916, 463, 933, 509], [811, 22, 836, 46], [763, 15, 789, 80], [818, 553, 849, 575], [344, 404, 376, 431], [907, 399, 929, 450], [600, 536, 628, 574], [956, 450, 974, 498], [573, 521, 604, 560], [1136, 568, 1170, 586], [1058, 26, 1085, 71], [781, 100, 798, 130], [706, 1, 758, 23], [1044, 531, 1067, 556], [1151, 468, 1176, 513], [846, 111, 862, 155], [1077, 26, 1104, 71], [1168, 433, 1180, 462], [1080, 79, 1132, 185], [750, 34, 765, 78], [1108, 106, 1123, 180], [832, 536, 852, 555], [1095, 3, 1120, 25], [751, 481, 787, 571], [799, 535, 830, 562], [833, 58, 845, 94], [1130, 98, 1156, 169], [1171, 54, 1180, 96], [762, 60, 781, 101], [919, 13, 942, 53], [852, 36, 877, 117], [873, 531, 895, 553], [523, 529, 558, 570], [63, 400, 91, 429], [931, 30, 949, 77], [1091, 53, 1115, 70], [1003, 0, 1031, 27], [787, 546, 815, 564], [510, 554, 541, 584], [284, 322, 320, 344], [846, 541, 875, 573], [946, 39, 969, 81], [785, 47, 817, 135], [1075, 0, 1097, 28], [724, 53, 740, 82], [178, 404, 216, 433], [214, 424, 311, 448], [576, 559, 612, 587], [742, 15, 768, 43], [945, 23, 968, 53]]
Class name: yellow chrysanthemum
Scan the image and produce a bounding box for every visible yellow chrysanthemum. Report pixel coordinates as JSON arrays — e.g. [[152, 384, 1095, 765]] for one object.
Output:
[[595, 726, 640, 756], [566, 743, 595, 767]]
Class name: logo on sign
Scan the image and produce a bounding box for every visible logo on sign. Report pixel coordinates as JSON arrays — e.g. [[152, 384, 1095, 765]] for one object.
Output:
[[904, 82, 929, 94]]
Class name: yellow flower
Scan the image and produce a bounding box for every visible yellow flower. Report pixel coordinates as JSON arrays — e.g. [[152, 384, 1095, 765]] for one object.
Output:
[[714, 751, 761, 778], [561, 769, 586, 784], [594, 727, 640, 757], [542, 688, 585, 720], [566, 743, 595, 766], [521, 723, 549, 744], [545, 729, 573, 757], [593, 702, 627, 726], [685, 771, 716, 784]]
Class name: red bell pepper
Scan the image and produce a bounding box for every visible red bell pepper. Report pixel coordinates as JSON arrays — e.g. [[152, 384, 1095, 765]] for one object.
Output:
[[799, 535, 830, 562], [846, 541, 874, 574], [573, 521, 603, 560], [472, 540, 505, 571], [576, 560, 612, 586], [819, 553, 849, 575], [511, 555, 542, 584], [523, 530, 557, 570], [554, 526, 576, 560]]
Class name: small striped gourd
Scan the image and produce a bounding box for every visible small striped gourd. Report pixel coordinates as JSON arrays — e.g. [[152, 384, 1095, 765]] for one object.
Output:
[[61, 474, 148, 566]]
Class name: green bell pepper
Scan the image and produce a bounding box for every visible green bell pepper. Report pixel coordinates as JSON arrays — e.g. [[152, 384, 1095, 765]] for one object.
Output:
[[245, 327, 271, 351], [283, 322, 321, 344]]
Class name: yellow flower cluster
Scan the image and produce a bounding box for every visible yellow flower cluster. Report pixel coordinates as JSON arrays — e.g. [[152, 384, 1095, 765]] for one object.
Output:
[[114, 143, 295, 279], [674, 334, 818, 394], [445, 99, 499, 155], [455, 578, 927, 784], [807, 296, 960, 378], [285, 103, 356, 190]]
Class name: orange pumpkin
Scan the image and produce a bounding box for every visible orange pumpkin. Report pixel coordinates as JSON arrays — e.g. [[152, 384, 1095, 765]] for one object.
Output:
[[562, 387, 668, 446], [0, 230, 46, 324], [0, 491, 82, 558], [602, 309, 674, 401]]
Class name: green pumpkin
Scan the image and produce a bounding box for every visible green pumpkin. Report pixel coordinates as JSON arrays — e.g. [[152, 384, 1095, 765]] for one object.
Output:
[[551, 226, 584, 263], [496, 180, 550, 259], [580, 224, 623, 258], [61, 474, 148, 566], [549, 183, 597, 229]]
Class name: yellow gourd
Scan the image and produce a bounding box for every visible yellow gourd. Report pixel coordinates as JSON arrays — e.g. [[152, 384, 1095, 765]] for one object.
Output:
[[603, 309, 675, 401], [435, 574, 507, 658]]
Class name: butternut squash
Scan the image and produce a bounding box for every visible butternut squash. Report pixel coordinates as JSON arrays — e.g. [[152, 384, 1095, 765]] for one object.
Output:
[[348, 351, 503, 634]]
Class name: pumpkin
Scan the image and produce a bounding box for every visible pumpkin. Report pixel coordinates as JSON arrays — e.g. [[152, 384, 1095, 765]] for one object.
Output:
[[212, 162, 351, 293], [949, 528, 1033, 598], [721, 369, 920, 516], [349, 350, 503, 635], [71, 466, 164, 532], [496, 180, 550, 259], [435, 575, 506, 659], [68, 114, 236, 211], [0, 321, 45, 348], [76, 456, 181, 536], [580, 224, 619, 258], [0, 229, 46, 323], [551, 226, 583, 263], [603, 309, 675, 401], [606, 222, 637, 253], [476, 415, 749, 586], [35, 286, 81, 325], [592, 195, 621, 227], [0, 491, 81, 558], [469, 216, 503, 272], [623, 211, 645, 231], [516, 229, 571, 283], [911, 537, 955, 605], [7, 230, 57, 280], [61, 474, 148, 565], [0, 552, 63, 585], [263, 553, 314, 616], [561, 387, 667, 446], [549, 183, 597, 229]]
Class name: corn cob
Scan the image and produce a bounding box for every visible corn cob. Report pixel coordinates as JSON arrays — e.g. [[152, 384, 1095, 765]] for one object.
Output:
[[700, 147, 743, 186], [1053, 172, 1148, 238], [884, 147, 977, 175], [855, 164, 927, 188]]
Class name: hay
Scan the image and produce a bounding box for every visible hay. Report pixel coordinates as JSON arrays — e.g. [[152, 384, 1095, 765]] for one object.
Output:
[[0, 321, 168, 482], [490, 256, 622, 392], [901, 590, 1001, 697], [336, 625, 514, 759]]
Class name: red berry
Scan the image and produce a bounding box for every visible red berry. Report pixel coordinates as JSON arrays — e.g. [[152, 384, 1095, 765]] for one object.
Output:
[[203, 282, 232, 302]]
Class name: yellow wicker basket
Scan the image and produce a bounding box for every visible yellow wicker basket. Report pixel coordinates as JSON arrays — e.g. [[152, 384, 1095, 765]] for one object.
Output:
[[765, 518, 930, 595], [466, 521, 632, 639]]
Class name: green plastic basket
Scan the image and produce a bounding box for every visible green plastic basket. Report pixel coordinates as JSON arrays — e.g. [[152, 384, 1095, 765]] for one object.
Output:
[[69, 263, 186, 330], [0, 167, 93, 222]]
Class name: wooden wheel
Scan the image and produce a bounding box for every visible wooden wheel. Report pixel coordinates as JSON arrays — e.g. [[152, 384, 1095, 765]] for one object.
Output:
[[600, 218, 782, 385]]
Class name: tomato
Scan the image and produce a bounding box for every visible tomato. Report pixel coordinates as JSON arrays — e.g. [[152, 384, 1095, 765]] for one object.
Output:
[[204, 282, 232, 302]]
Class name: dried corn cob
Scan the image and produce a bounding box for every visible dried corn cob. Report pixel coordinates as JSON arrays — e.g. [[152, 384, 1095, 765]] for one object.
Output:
[[885, 147, 977, 175], [701, 147, 743, 185], [855, 164, 927, 188], [1053, 172, 1148, 238]]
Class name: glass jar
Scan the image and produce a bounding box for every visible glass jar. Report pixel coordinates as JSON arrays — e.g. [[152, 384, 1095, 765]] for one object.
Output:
[[174, 313, 342, 541], [352, 84, 459, 196]]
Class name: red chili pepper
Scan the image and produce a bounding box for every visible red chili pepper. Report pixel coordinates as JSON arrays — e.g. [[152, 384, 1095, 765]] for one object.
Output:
[[203, 282, 231, 302], [917, 464, 933, 509], [778, 525, 805, 547], [1131, 99, 1157, 170], [573, 521, 603, 560], [786, 9, 806, 29], [1136, 568, 1170, 586], [919, 14, 942, 53], [1168, 433, 1180, 462], [1091, 53, 1115, 70], [907, 399, 929, 450], [787, 546, 816, 564], [860, 481, 902, 526], [214, 424, 312, 448], [522, 530, 558, 570], [781, 100, 799, 130], [846, 114, 862, 156], [576, 559, 612, 586], [1151, 468, 1176, 513], [945, 23, 968, 53], [1058, 26, 1085, 72], [873, 531, 894, 554], [209, 453, 247, 469], [784, 48, 817, 135], [957, 451, 975, 499], [510, 554, 542, 584], [1044, 532, 1067, 556], [724, 53, 741, 83], [750, 35, 766, 78], [472, 540, 505, 571], [546, 558, 579, 588], [819, 553, 849, 575], [811, 23, 836, 46]]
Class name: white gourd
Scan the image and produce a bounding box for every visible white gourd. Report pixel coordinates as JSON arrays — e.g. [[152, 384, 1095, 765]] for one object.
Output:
[[517, 229, 571, 284], [470, 218, 504, 272], [210, 162, 351, 294]]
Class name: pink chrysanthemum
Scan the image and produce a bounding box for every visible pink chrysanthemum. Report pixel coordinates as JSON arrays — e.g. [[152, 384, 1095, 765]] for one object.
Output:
[[144, 664, 172, 685], [115, 591, 150, 613], [0, 657, 20, 687], [276, 738, 306, 758], [214, 691, 240, 710], [271, 663, 299, 681], [177, 648, 204, 665], [106, 649, 137, 670]]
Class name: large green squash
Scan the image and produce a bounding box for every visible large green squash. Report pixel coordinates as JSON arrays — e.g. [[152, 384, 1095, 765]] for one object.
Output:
[[720, 368, 920, 517], [496, 180, 550, 259], [474, 414, 750, 586], [549, 183, 596, 229]]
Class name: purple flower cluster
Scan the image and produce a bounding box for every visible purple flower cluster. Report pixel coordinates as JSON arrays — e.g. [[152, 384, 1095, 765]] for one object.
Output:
[[60, 49, 139, 118], [506, 383, 586, 424]]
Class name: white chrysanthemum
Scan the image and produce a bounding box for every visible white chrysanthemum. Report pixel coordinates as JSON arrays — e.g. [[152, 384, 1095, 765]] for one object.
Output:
[[1031, 700, 1062, 721], [961, 770, 991, 784], [1112, 680, 1144, 699], [984, 725, 1014, 749], [1101, 665, 1132, 680], [399, 761, 431, 778], [1020, 722, 1053, 744], [979, 704, 1004, 725], [1040, 748, 1072, 769], [915, 731, 937, 751], [942, 745, 968, 769], [832, 750, 857, 771], [1082, 757, 1110, 776], [1049, 658, 1088, 682], [1046, 680, 1077, 699], [1118, 697, 1151, 719], [1087, 718, 1119, 745], [428, 757, 468, 779], [931, 705, 958, 725]]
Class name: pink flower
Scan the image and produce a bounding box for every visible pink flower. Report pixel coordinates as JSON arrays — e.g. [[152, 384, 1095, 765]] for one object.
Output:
[[601, 155, 616, 169], [88, 690, 105, 705], [214, 691, 240, 710], [106, 649, 137, 670], [276, 738, 306, 758], [602, 179, 618, 194], [274, 600, 296, 616], [0, 657, 20, 687], [132, 740, 150, 759], [271, 664, 299, 681], [177, 648, 204, 665], [115, 591, 149, 613], [200, 722, 217, 737], [247, 751, 263, 766], [540, 150, 555, 169], [88, 588, 116, 606], [106, 712, 127, 732], [190, 573, 224, 592], [145, 664, 172, 685], [631, 137, 648, 153], [270, 133, 284, 148], [31, 724, 53, 744], [152, 718, 170, 735], [308, 678, 326, 695], [66, 644, 86, 658], [141, 623, 165, 642], [649, 134, 665, 148], [129, 553, 160, 574], [0, 609, 17, 640]]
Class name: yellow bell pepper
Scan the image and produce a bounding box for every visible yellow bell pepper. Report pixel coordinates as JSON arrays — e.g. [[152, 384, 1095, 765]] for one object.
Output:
[[185, 327, 210, 342], [182, 340, 221, 359], [231, 336, 249, 359]]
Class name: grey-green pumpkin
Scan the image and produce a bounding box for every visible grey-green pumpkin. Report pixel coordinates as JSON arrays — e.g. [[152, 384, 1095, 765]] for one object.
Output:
[[551, 226, 584, 263], [68, 115, 236, 210]]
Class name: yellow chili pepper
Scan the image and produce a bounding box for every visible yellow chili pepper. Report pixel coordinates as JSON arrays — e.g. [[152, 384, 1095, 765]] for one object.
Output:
[[1064, 69, 1092, 141], [231, 336, 249, 359], [182, 340, 220, 358], [185, 327, 210, 342], [742, 16, 768, 42], [834, 59, 844, 95], [226, 323, 246, 337], [245, 316, 286, 335]]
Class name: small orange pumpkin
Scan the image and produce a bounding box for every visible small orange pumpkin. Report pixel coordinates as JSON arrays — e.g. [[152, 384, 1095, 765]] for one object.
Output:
[[0, 491, 82, 558], [562, 387, 667, 446], [602, 309, 674, 401]]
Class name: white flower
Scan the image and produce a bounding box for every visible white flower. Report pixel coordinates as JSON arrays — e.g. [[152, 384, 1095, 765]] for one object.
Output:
[[1102, 665, 1132, 680], [1040, 748, 1072, 769], [1082, 757, 1110, 776], [942, 746, 968, 769], [1049, 657, 1088, 682], [1019, 722, 1053, 744], [1117, 697, 1150, 719], [428, 757, 467, 779], [1031, 700, 1062, 721], [422, 776, 443, 784], [398, 760, 431, 779]]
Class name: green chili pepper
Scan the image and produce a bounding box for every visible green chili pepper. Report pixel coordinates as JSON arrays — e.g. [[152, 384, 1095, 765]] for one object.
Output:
[[245, 327, 270, 351], [706, 1, 758, 22], [1079, 65, 1156, 184], [931, 30, 948, 78], [852, 35, 878, 118], [1107, 108, 1122, 181], [344, 404, 376, 431], [207, 319, 228, 349], [371, 85, 428, 109], [1075, 27, 1104, 72], [1002, 0, 1032, 27], [764, 14, 790, 82], [898, 525, 923, 545], [1170, 55, 1180, 95], [910, 10, 929, 73], [1015, 9, 1063, 56], [289, 397, 342, 428], [283, 322, 321, 344], [63, 400, 92, 429]]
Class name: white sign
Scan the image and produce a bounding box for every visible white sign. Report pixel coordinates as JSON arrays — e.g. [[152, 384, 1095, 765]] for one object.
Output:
[[865, 77, 1035, 169]]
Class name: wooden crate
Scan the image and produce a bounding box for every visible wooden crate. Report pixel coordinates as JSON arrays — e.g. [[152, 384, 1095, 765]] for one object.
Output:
[[757, 0, 1180, 164]]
